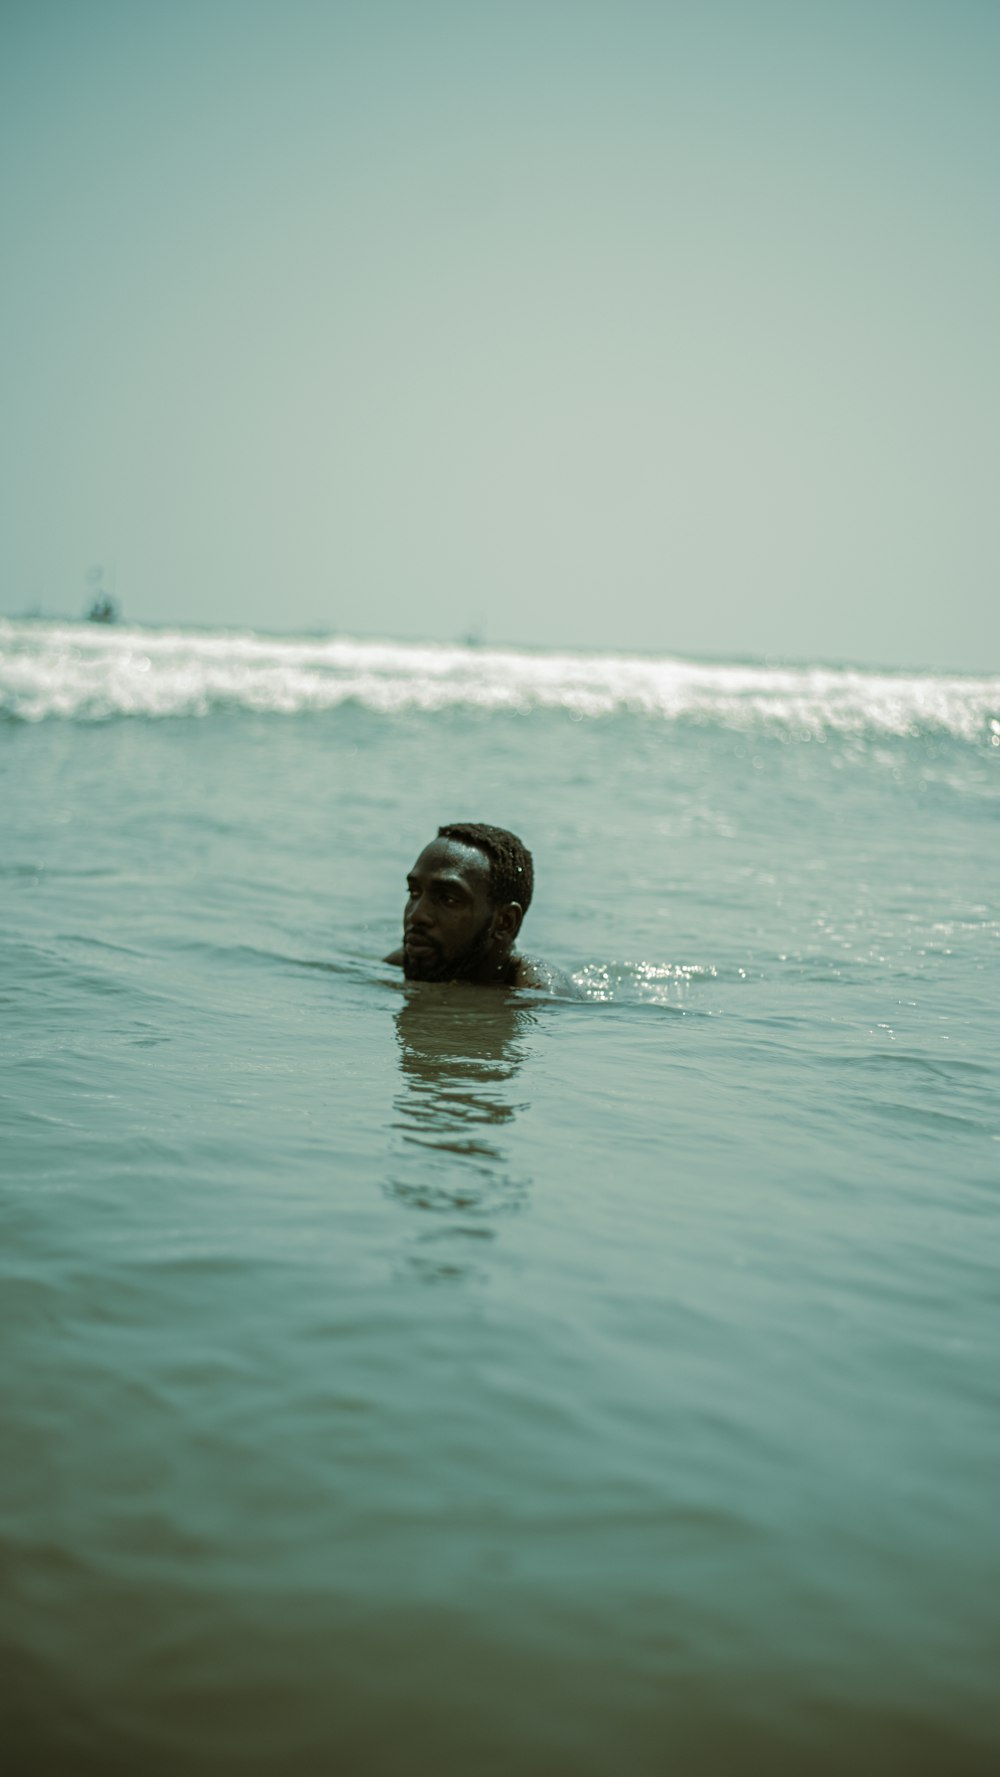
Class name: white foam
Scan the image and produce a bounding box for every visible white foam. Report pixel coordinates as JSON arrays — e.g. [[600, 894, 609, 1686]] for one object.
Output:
[[1, 618, 997, 739]]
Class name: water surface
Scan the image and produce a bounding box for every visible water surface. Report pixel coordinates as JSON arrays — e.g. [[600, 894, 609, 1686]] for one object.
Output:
[[2, 621, 999, 1772]]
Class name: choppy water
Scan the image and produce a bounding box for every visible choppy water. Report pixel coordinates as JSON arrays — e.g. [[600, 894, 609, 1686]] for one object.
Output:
[[3, 619, 999, 1774]]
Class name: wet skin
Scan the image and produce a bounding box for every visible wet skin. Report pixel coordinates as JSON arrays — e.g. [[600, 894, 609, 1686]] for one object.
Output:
[[385, 837, 537, 986]]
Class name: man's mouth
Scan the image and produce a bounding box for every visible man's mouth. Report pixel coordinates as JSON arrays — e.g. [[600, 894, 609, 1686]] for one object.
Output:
[[402, 933, 444, 979], [403, 934, 438, 956]]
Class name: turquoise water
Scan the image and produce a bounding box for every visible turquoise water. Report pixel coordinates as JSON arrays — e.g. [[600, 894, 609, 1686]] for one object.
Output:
[[2, 620, 999, 1773]]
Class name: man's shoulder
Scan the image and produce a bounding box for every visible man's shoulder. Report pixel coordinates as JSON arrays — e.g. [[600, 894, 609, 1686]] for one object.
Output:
[[384, 948, 404, 966], [513, 954, 566, 991]]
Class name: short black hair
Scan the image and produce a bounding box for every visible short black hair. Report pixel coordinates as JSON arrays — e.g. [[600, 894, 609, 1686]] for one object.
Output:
[[437, 822, 534, 914]]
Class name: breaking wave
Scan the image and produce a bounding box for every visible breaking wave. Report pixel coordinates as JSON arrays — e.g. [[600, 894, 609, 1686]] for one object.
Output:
[[2, 618, 998, 741]]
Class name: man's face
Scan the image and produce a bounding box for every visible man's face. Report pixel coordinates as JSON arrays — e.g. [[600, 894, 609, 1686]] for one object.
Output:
[[402, 837, 498, 982]]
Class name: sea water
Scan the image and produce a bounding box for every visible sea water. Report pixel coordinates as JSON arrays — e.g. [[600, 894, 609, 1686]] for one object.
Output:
[[2, 618, 998, 1774]]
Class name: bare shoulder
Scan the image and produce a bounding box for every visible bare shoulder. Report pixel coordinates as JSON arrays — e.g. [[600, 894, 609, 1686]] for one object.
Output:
[[514, 955, 569, 991], [384, 948, 404, 967]]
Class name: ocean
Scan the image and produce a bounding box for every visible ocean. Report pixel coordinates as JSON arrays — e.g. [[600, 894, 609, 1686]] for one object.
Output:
[[2, 616, 998, 1774]]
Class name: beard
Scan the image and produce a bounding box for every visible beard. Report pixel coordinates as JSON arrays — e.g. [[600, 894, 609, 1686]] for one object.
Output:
[[401, 914, 496, 983]]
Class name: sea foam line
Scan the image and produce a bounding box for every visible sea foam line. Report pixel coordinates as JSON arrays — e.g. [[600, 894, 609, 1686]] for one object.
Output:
[[1, 618, 997, 739]]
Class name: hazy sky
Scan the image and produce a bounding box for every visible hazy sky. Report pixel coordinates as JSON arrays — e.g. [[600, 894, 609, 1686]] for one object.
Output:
[[2, 0, 998, 669]]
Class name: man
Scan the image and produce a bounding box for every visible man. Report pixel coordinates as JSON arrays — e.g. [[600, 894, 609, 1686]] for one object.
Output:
[[385, 822, 545, 987]]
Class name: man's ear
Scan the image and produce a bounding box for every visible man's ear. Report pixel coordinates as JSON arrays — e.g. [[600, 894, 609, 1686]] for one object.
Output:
[[492, 901, 524, 946]]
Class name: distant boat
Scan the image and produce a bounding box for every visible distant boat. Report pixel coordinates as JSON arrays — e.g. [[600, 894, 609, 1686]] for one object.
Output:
[[84, 560, 119, 624], [86, 595, 119, 624]]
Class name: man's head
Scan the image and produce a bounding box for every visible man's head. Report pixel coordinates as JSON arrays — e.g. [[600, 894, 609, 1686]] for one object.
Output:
[[401, 822, 534, 984]]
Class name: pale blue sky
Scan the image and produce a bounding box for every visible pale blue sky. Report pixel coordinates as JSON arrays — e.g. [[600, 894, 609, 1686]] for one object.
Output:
[[2, 0, 998, 668]]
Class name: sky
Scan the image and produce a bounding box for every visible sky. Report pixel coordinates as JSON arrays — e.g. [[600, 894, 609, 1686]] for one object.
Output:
[[2, 0, 998, 670]]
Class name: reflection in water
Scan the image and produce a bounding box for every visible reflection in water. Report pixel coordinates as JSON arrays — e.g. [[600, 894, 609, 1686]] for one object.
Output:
[[387, 986, 536, 1273]]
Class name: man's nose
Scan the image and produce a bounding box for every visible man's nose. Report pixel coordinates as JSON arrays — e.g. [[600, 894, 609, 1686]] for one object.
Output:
[[407, 892, 432, 929]]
